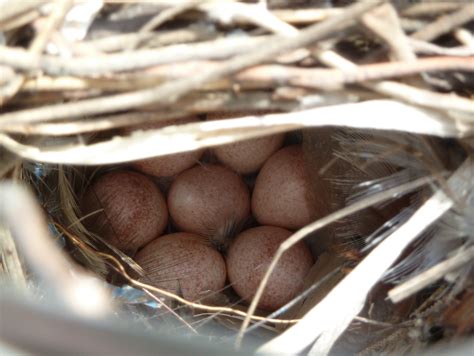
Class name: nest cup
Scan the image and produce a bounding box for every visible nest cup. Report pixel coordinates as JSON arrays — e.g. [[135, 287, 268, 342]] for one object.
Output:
[[1, 1, 473, 354]]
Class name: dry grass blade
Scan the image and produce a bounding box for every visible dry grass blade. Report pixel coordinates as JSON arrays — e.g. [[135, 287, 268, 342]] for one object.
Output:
[[243, 267, 343, 336], [55, 167, 108, 275], [388, 245, 474, 303], [95, 246, 301, 326], [0, 226, 27, 288], [257, 158, 471, 355], [1, 100, 471, 165]]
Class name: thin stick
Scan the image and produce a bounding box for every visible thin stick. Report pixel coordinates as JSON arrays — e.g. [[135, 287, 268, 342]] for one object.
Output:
[[83, 27, 213, 53], [411, 4, 474, 41], [199, 1, 298, 36], [315, 49, 474, 113], [402, 2, 462, 17], [236, 175, 434, 347], [0, 36, 269, 76], [388, 245, 474, 303], [135, 2, 198, 40], [362, 4, 416, 62], [0, 0, 73, 104], [4, 54, 473, 127], [271, 8, 341, 24], [1, 90, 304, 135], [409, 39, 474, 57], [250, 56, 474, 88], [0, 0, 43, 25], [16, 55, 473, 94]]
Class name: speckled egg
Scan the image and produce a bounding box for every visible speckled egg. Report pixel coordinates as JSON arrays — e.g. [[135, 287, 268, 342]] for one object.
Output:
[[122, 117, 203, 177], [208, 112, 284, 174], [226, 226, 313, 311], [81, 170, 168, 254], [135, 232, 227, 301], [252, 145, 313, 230], [167, 164, 250, 236]]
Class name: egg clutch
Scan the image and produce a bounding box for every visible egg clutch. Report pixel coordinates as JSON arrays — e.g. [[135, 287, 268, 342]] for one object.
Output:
[[80, 114, 315, 312]]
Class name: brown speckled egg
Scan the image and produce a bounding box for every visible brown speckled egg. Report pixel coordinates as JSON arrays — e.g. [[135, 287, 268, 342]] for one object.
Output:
[[209, 112, 284, 174], [168, 164, 250, 236], [227, 226, 313, 311], [252, 145, 313, 230], [135, 232, 227, 301], [213, 135, 285, 174], [81, 170, 168, 254], [122, 117, 203, 177]]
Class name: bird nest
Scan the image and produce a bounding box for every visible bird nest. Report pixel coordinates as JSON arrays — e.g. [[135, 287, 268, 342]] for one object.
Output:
[[0, 1, 473, 355]]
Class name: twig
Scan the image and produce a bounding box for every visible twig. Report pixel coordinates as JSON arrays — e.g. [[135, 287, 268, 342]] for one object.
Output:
[[411, 4, 474, 41], [15, 56, 474, 94], [199, 1, 298, 36], [362, 3, 416, 62], [83, 27, 214, 53], [399, 17, 427, 32], [388, 245, 474, 303], [0, 7, 41, 32], [235, 57, 473, 89], [454, 28, 474, 47], [0, 0, 73, 104], [1, 90, 306, 135], [0, 36, 269, 76], [0, 0, 43, 25], [3, 56, 473, 129], [271, 8, 341, 24], [409, 38, 474, 57], [1, 100, 470, 165], [315, 49, 474, 113], [402, 2, 462, 17], [137, 2, 197, 35], [0, 0, 382, 124], [258, 158, 472, 355], [30, 0, 73, 53]]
